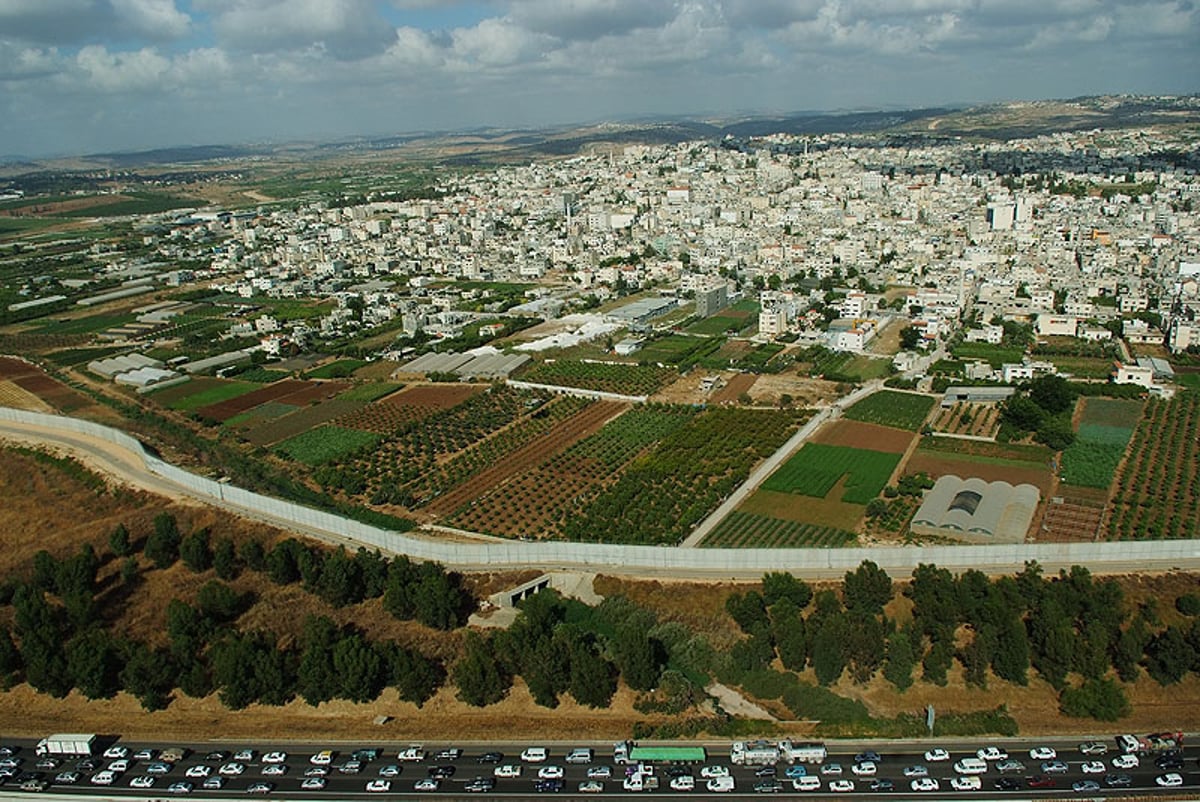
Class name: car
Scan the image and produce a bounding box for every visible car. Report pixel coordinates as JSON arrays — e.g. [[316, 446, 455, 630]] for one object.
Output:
[[1105, 773, 1133, 787], [1156, 755, 1184, 770], [262, 752, 287, 764], [352, 749, 382, 761], [146, 761, 171, 775], [301, 778, 326, 790], [1079, 741, 1109, 756], [754, 765, 777, 777], [53, 771, 80, 785], [414, 778, 440, 791], [792, 776, 822, 792], [997, 758, 1025, 773], [1027, 775, 1057, 789], [1073, 780, 1101, 793], [534, 778, 564, 793], [0, 756, 21, 769], [76, 758, 99, 772], [133, 749, 157, 761], [107, 759, 130, 773], [202, 777, 224, 790], [870, 778, 895, 791], [578, 779, 605, 793], [160, 749, 188, 764], [219, 762, 245, 776], [428, 764, 457, 779], [856, 751, 883, 764], [261, 764, 287, 776], [19, 779, 49, 792], [204, 750, 229, 762], [185, 765, 211, 779], [234, 749, 256, 762], [1042, 760, 1069, 774], [465, 777, 496, 792], [246, 781, 274, 793], [338, 760, 364, 774], [310, 750, 334, 766], [130, 775, 156, 789], [952, 776, 982, 791], [494, 764, 522, 778], [924, 748, 950, 762], [35, 758, 60, 771], [91, 770, 118, 785], [754, 779, 784, 793], [0, 746, 17, 758], [903, 764, 928, 777], [977, 747, 1008, 761], [366, 779, 391, 792], [521, 747, 549, 763], [304, 766, 329, 777], [785, 765, 808, 778], [587, 765, 611, 779], [994, 777, 1022, 791], [477, 752, 504, 764], [566, 748, 593, 764], [829, 779, 855, 793], [910, 778, 939, 792], [378, 764, 402, 777], [1112, 754, 1139, 769], [1029, 747, 1057, 760], [167, 781, 193, 794], [820, 763, 843, 775], [103, 746, 129, 760], [1081, 760, 1105, 774], [666, 766, 691, 779], [398, 747, 427, 762], [705, 776, 735, 793], [852, 761, 877, 777], [670, 775, 696, 791], [537, 766, 564, 780], [1157, 773, 1184, 788], [434, 748, 463, 761], [0, 766, 16, 780], [701, 765, 730, 779]]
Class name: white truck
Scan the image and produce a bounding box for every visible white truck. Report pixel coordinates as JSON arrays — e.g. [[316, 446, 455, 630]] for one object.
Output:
[[779, 740, 827, 764], [622, 764, 659, 792], [35, 734, 97, 757], [730, 740, 781, 766]]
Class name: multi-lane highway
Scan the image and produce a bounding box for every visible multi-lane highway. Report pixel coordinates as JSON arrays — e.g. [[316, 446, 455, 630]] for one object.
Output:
[[1, 736, 1196, 800]]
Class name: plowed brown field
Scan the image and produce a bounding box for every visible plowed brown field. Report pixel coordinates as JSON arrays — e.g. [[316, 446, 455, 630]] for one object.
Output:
[[813, 420, 915, 453]]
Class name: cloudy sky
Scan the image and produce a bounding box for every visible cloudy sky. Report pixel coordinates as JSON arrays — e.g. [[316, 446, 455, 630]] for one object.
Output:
[[1, 0, 1196, 158]]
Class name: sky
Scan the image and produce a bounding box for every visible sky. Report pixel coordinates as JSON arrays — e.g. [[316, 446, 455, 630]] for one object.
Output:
[[0, 0, 1196, 158]]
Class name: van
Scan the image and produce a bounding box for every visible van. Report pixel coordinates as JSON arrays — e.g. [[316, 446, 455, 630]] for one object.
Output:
[[792, 775, 821, 792], [566, 748, 593, 764], [953, 757, 988, 775]]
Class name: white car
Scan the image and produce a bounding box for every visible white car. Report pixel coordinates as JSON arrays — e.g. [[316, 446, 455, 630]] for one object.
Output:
[[311, 750, 334, 766], [670, 775, 695, 791], [520, 747, 548, 763], [977, 747, 1008, 761], [104, 746, 130, 760], [185, 766, 210, 779], [91, 770, 118, 785], [951, 775, 981, 791], [397, 747, 426, 763], [911, 777, 940, 792], [263, 752, 287, 764], [218, 762, 245, 776], [202, 777, 223, 790], [167, 781, 193, 794], [108, 759, 130, 773], [705, 776, 735, 793], [537, 766, 564, 780], [414, 778, 439, 791], [903, 765, 928, 777], [1157, 773, 1184, 787], [820, 763, 843, 775], [234, 750, 256, 762], [1079, 741, 1108, 756], [366, 779, 390, 792], [1029, 747, 1057, 760], [700, 765, 730, 779], [829, 779, 855, 793], [851, 761, 876, 777], [1081, 761, 1105, 774], [579, 780, 605, 793], [262, 764, 287, 776], [924, 749, 950, 762], [1112, 754, 1139, 769], [587, 766, 611, 779], [301, 778, 326, 790], [493, 764, 522, 778], [130, 775, 156, 789], [792, 776, 821, 792]]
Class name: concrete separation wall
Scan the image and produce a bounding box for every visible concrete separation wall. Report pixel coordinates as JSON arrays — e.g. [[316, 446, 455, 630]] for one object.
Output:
[[2, 407, 1199, 580]]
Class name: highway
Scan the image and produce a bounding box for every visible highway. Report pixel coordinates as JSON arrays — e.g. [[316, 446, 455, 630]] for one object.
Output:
[[1, 735, 1196, 801]]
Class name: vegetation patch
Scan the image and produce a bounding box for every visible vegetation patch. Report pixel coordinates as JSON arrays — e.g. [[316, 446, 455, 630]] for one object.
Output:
[[1060, 400, 1139, 489], [702, 512, 856, 548], [274, 425, 380, 466], [154, 379, 258, 412], [336, 382, 404, 403], [763, 443, 900, 505], [520, 360, 675, 396], [843, 390, 936, 431], [307, 359, 367, 379]]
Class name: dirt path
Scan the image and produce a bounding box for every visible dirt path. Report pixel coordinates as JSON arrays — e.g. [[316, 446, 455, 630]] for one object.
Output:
[[706, 683, 777, 721]]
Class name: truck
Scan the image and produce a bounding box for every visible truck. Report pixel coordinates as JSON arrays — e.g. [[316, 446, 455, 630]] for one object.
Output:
[[35, 734, 96, 758], [778, 740, 827, 764], [730, 740, 781, 766], [622, 764, 660, 792], [1115, 732, 1184, 756], [613, 741, 706, 765]]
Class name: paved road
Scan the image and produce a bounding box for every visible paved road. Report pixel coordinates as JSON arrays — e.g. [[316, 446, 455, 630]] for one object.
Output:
[[2, 409, 1200, 581]]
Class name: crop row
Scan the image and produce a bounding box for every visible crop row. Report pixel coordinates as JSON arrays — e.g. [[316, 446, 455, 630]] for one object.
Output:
[[763, 443, 901, 505], [1106, 394, 1199, 540], [702, 512, 856, 548], [1059, 416, 1137, 489], [520, 360, 676, 396], [843, 390, 936, 432]]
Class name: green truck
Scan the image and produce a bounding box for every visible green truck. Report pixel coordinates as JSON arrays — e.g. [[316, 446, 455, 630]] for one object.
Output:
[[613, 741, 707, 764]]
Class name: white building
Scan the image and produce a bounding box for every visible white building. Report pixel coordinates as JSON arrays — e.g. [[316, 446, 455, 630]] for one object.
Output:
[[1036, 314, 1077, 337]]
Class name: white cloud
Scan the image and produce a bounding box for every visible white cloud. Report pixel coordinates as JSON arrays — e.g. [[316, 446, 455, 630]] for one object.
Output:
[[110, 0, 190, 39], [75, 44, 169, 91], [509, 0, 679, 41], [206, 0, 396, 59]]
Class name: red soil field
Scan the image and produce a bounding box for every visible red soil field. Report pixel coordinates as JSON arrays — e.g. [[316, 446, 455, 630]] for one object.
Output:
[[813, 420, 915, 454], [905, 452, 1054, 494], [336, 384, 486, 434], [194, 379, 311, 421], [711, 373, 756, 405], [0, 357, 39, 380]]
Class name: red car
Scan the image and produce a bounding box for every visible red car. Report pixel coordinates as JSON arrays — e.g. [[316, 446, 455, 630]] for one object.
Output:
[[1027, 775, 1056, 789]]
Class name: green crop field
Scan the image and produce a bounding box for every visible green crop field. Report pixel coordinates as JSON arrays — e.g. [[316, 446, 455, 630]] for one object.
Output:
[[274, 425, 380, 466], [1060, 398, 1140, 489], [951, 343, 1026, 367], [763, 443, 900, 504], [843, 390, 936, 431], [686, 314, 748, 336], [153, 380, 258, 411], [307, 359, 367, 379], [520, 360, 675, 396], [702, 511, 857, 548]]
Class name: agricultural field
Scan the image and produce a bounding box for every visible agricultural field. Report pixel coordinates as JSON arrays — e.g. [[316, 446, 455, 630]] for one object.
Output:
[[274, 425, 380, 466], [336, 382, 403, 403], [1106, 393, 1200, 540], [240, 399, 365, 447], [802, 347, 891, 382], [1046, 356, 1118, 380], [908, 436, 1055, 494], [0, 379, 53, 411], [951, 342, 1026, 367], [307, 359, 367, 379], [229, 368, 291, 383], [150, 378, 258, 412], [737, 487, 867, 533], [842, 390, 936, 431], [519, 360, 675, 396], [701, 511, 856, 548], [193, 379, 346, 422], [812, 420, 914, 453], [334, 383, 485, 434], [763, 443, 901, 504], [928, 402, 1002, 438], [637, 334, 722, 366], [222, 401, 299, 428], [1059, 398, 1143, 489]]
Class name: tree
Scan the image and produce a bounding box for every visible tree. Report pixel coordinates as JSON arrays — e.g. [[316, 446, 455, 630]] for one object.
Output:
[[726, 592, 770, 633], [922, 638, 953, 686], [120, 556, 139, 586], [145, 513, 181, 569], [883, 627, 915, 691], [843, 561, 893, 616], [762, 572, 812, 609], [1113, 618, 1151, 682], [119, 641, 175, 711], [1035, 414, 1075, 450], [1059, 678, 1131, 721], [332, 633, 385, 703], [296, 616, 339, 705], [992, 616, 1030, 685], [811, 617, 846, 686], [180, 528, 212, 573], [452, 632, 510, 707], [387, 645, 443, 708], [865, 498, 889, 518], [899, 325, 921, 350], [0, 626, 21, 688], [1001, 395, 1044, 432], [266, 539, 305, 585], [771, 603, 809, 672], [109, 523, 131, 557], [213, 537, 238, 581], [318, 547, 364, 607], [412, 564, 471, 630], [612, 624, 664, 692], [1028, 374, 1076, 415], [239, 540, 266, 572], [66, 629, 123, 699], [1145, 626, 1194, 685], [196, 580, 249, 623]]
